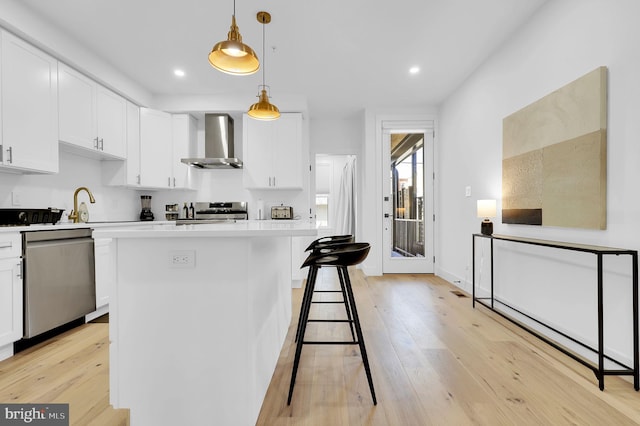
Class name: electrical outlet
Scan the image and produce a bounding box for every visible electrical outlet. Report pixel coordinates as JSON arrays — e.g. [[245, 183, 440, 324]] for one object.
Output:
[[465, 186, 471, 197], [169, 250, 195, 268]]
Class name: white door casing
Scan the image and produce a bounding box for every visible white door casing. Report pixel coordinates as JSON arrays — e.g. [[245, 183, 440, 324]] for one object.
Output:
[[381, 121, 435, 274]]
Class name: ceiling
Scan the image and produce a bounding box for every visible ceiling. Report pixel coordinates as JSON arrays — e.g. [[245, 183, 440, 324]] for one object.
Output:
[[19, 0, 548, 119]]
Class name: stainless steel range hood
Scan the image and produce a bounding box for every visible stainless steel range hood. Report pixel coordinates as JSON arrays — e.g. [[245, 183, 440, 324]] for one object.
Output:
[[181, 113, 243, 169]]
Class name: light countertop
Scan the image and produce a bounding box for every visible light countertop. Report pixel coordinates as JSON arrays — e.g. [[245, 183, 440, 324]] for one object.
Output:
[[92, 220, 318, 238], [0, 220, 172, 234]]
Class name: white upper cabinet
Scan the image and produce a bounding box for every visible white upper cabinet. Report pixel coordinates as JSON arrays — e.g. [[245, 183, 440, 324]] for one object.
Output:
[[0, 31, 58, 174], [242, 113, 303, 189], [102, 101, 141, 186], [171, 114, 196, 190], [96, 86, 127, 158], [58, 63, 126, 159], [140, 107, 172, 188], [139, 109, 195, 190]]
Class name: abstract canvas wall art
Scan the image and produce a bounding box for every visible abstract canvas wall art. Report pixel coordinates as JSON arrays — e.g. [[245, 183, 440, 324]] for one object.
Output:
[[502, 67, 607, 230]]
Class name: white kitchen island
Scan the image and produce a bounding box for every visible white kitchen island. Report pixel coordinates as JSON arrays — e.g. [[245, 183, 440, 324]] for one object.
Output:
[[92, 221, 317, 426]]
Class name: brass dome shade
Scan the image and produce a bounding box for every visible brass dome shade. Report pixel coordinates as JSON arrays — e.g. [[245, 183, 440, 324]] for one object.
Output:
[[208, 8, 259, 75], [248, 11, 280, 121], [248, 88, 280, 120]]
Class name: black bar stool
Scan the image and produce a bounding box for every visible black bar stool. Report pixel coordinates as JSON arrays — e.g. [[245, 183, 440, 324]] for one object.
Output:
[[295, 235, 355, 343], [288, 242, 377, 405]]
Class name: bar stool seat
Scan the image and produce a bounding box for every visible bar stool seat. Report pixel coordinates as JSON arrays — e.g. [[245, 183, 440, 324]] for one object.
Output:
[[288, 242, 377, 405], [295, 235, 355, 343]]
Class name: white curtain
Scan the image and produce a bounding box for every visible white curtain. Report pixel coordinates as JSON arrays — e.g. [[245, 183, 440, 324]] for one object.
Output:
[[334, 156, 356, 235]]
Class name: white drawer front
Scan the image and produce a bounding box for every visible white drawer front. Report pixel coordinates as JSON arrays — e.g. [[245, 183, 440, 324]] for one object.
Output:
[[0, 233, 21, 259]]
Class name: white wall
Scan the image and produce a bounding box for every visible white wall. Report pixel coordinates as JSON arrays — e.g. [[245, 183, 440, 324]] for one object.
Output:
[[437, 0, 640, 366], [310, 117, 362, 156]]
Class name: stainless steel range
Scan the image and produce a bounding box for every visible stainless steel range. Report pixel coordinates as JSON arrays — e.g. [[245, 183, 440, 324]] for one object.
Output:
[[176, 202, 248, 224]]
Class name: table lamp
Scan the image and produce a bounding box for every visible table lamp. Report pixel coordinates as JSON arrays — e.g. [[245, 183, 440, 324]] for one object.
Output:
[[477, 199, 497, 235]]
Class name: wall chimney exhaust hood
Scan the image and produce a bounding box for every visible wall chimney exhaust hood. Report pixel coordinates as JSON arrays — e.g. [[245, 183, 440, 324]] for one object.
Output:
[[181, 113, 242, 169]]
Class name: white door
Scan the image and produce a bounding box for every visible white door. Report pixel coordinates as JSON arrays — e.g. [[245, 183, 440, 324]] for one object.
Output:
[[382, 124, 434, 273]]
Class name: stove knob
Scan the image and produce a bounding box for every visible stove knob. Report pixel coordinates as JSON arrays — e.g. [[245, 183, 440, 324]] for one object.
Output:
[[18, 211, 28, 224]]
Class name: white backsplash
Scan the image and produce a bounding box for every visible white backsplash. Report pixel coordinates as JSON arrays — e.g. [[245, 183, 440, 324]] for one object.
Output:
[[0, 151, 140, 222], [1, 150, 311, 223]]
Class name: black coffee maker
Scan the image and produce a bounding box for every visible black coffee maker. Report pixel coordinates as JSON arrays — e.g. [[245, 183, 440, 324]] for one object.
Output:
[[140, 195, 154, 221]]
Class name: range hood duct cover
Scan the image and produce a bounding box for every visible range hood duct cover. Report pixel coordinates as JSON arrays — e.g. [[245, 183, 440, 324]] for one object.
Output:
[[181, 113, 242, 169]]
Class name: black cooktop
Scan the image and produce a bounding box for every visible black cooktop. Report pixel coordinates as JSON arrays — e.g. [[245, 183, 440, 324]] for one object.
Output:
[[0, 208, 64, 226]]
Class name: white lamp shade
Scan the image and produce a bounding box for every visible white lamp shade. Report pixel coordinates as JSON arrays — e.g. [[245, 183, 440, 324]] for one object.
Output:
[[477, 199, 497, 219]]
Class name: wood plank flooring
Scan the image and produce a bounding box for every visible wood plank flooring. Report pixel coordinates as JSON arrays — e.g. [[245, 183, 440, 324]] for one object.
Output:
[[1, 270, 639, 425], [0, 322, 129, 425], [257, 269, 640, 425]]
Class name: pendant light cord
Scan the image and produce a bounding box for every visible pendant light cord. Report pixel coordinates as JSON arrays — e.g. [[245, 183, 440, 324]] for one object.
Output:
[[261, 17, 266, 88]]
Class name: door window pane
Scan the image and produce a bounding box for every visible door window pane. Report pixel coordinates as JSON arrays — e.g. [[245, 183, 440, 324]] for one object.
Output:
[[391, 135, 424, 258]]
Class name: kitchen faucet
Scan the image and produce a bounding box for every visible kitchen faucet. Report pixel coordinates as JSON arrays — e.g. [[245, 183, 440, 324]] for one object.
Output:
[[68, 187, 96, 223]]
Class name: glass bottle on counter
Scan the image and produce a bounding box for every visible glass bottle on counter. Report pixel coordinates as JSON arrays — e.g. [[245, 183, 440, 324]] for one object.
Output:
[[182, 202, 188, 219], [188, 203, 195, 219]]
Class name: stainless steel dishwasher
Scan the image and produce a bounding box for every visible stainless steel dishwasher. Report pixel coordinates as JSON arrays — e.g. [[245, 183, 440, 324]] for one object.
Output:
[[22, 228, 96, 338]]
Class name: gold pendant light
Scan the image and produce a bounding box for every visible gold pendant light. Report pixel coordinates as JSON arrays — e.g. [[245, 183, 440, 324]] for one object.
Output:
[[208, 0, 259, 75], [248, 11, 280, 121]]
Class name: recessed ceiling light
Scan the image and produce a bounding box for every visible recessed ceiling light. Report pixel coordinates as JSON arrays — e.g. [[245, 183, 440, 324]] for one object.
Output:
[[409, 66, 420, 75], [174, 69, 186, 77]]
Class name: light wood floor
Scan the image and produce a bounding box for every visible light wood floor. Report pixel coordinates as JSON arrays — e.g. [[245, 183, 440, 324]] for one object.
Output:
[[0, 322, 128, 425], [1, 270, 640, 425]]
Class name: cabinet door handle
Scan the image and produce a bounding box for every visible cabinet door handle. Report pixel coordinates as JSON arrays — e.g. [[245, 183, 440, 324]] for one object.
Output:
[[173, 177, 176, 187], [94, 137, 99, 149], [137, 174, 141, 184], [16, 262, 22, 279], [6, 146, 13, 164], [0, 242, 13, 249], [272, 176, 276, 187], [168, 177, 171, 187], [99, 138, 104, 151]]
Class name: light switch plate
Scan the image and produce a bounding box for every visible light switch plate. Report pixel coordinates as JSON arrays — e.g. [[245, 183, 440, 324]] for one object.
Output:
[[11, 191, 21, 206], [465, 186, 471, 197]]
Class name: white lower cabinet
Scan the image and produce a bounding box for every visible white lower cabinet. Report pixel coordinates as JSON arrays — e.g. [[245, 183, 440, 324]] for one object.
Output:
[[0, 233, 22, 361], [94, 237, 115, 309]]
